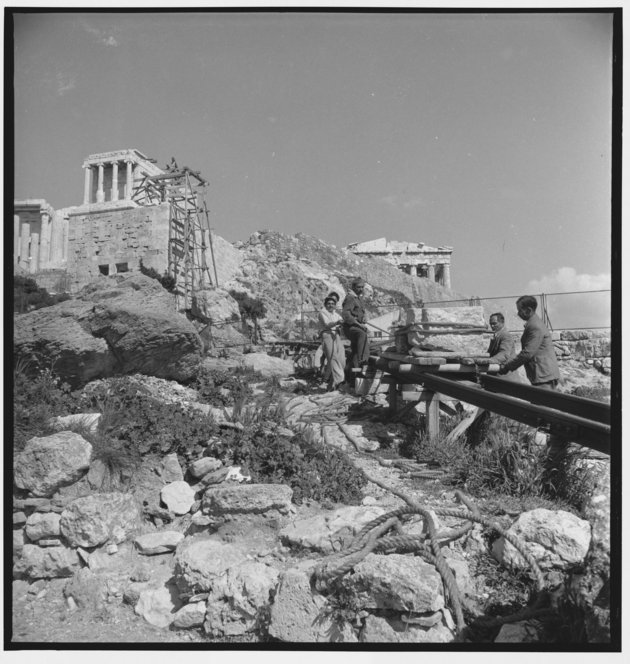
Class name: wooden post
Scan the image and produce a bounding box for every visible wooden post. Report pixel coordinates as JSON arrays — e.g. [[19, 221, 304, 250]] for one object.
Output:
[[388, 381, 398, 416], [426, 390, 440, 440]]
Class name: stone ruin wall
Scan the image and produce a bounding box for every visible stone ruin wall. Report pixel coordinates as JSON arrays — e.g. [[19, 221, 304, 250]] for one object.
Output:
[[65, 204, 170, 292]]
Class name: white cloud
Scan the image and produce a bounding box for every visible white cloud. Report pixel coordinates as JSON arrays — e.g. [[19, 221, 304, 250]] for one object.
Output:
[[79, 19, 118, 47], [526, 267, 611, 329], [527, 267, 611, 294], [56, 72, 76, 96], [379, 194, 424, 209]]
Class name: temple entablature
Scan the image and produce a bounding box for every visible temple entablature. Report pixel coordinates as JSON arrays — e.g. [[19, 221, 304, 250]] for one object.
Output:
[[346, 237, 453, 288]]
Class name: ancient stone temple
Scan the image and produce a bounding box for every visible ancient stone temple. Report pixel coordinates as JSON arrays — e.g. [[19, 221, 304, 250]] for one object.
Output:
[[81, 149, 164, 206], [13, 148, 239, 296], [346, 237, 453, 288]]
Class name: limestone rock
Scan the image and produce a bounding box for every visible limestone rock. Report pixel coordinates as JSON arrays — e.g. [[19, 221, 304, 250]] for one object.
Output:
[[268, 560, 358, 643], [204, 560, 280, 637], [191, 288, 241, 325], [349, 553, 445, 613], [171, 602, 207, 629], [60, 493, 141, 548], [161, 454, 184, 482], [202, 483, 293, 518], [173, 536, 249, 595], [64, 567, 108, 609], [360, 615, 453, 643], [241, 352, 294, 378], [14, 432, 92, 497], [161, 481, 195, 515], [14, 543, 80, 579], [25, 512, 61, 542], [280, 505, 385, 553], [14, 275, 204, 388], [492, 509, 591, 571], [135, 581, 183, 628], [135, 531, 185, 555], [189, 456, 222, 479], [84, 275, 203, 383], [13, 529, 26, 558], [13, 299, 118, 387]]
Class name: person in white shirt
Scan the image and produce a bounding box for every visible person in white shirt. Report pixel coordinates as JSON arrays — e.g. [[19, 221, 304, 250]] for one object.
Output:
[[317, 295, 345, 390]]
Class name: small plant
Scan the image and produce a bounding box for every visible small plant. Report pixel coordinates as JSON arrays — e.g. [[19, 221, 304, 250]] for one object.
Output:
[[401, 414, 551, 500], [206, 424, 366, 505], [139, 259, 176, 292], [13, 357, 76, 452], [190, 367, 254, 408], [13, 275, 71, 313], [79, 376, 219, 457]]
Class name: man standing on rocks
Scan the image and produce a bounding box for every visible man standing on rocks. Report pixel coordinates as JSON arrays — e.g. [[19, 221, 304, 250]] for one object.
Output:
[[342, 277, 370, 380], [499, 295, 565, 465]]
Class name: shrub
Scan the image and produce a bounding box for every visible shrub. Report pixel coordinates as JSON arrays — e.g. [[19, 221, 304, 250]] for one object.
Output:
[[79, 377, 219, 457], [206, 424, 365, 505], [190, 367, 255, 407], [139, 259, 176, 292], [401, 414, 549, 499], [13, 358, 77, 452], [14, 275, 70, 313]]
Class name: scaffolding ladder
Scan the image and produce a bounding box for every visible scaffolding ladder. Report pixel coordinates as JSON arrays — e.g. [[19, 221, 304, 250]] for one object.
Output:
[[133, 167, 217, 311]]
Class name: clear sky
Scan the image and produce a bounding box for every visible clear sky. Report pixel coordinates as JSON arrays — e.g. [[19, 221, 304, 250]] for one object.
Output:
[[12, 10, 614, 322]]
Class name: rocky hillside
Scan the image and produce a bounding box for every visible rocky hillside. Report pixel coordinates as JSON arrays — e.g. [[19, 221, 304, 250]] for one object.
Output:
[[214, 230, 479, 340]]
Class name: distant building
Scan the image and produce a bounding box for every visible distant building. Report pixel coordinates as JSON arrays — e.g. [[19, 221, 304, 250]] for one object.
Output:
[[346, 237, 453, 288]]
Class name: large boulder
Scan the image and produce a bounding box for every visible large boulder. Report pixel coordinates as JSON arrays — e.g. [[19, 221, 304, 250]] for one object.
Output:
[[173, 537, 249, 595], [14, 432, 92, 497], [204, 560, 280, 637], [360, 614, 453, 643], [135, 581, 183, 629], [280, 505, 385, 553], [14, 274, 203, 387], [268, 560, 357, 643], [348, 553, 445, 613], [191, 288, 240, 324], [13, 299, 118, 387], [25, 512, 61, 542], [201, 483, 293, 520], [60, 493, 141, 548], [14, 543, 80, 579], [492, 509, 591, 571]]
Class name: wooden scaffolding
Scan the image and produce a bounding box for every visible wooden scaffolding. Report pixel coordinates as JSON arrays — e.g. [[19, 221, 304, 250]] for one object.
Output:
[[132, 166, 218, 311]]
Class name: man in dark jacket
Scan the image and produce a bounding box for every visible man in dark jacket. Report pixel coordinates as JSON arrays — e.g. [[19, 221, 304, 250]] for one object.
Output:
[[499, 295, 565, 469], [498, 296, 560, 387], [342, 277, 370, 372]]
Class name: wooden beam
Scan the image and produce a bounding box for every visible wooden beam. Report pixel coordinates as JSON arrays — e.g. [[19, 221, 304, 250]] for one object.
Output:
[[479, 375, 611, 425]]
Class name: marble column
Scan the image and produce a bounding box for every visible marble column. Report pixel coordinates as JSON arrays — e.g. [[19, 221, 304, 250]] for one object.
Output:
[[111, 162, 119, 201], [20, 222, 30, 270], [49, 212, 63, 265], [427, 264, 436, 282], [125, 160, 134, 200], [14, 215, 20, 265], [96, 162, 105, 203], [62, 216, 69, 261], [39, 211, 52, 268], [30, 231, 40, 273], [83, 165, 92, 205], [442, 263, 451, 289]]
